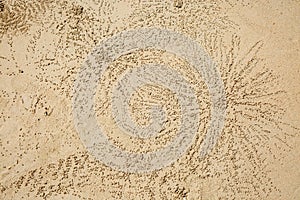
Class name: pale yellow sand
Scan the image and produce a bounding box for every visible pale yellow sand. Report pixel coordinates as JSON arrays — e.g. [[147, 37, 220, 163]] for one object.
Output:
[[0, 0, 299, 199]]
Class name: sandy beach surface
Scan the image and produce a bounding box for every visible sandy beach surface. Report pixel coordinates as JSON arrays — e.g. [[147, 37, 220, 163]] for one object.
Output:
[[1, 0, 300, 199]]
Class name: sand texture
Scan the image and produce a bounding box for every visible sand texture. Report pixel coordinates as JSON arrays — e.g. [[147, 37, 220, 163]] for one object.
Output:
[[0, 0, 300, 199]]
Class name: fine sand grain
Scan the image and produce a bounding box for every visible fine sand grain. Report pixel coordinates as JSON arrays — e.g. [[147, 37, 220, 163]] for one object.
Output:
[[1, 0, 299, 199]]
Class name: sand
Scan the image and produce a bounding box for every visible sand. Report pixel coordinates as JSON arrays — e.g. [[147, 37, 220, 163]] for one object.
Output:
[[0, 0, 299, 199]]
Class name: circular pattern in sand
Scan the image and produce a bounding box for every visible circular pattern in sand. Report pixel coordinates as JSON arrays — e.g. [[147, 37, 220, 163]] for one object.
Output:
[[72, 27, 226, 173]]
